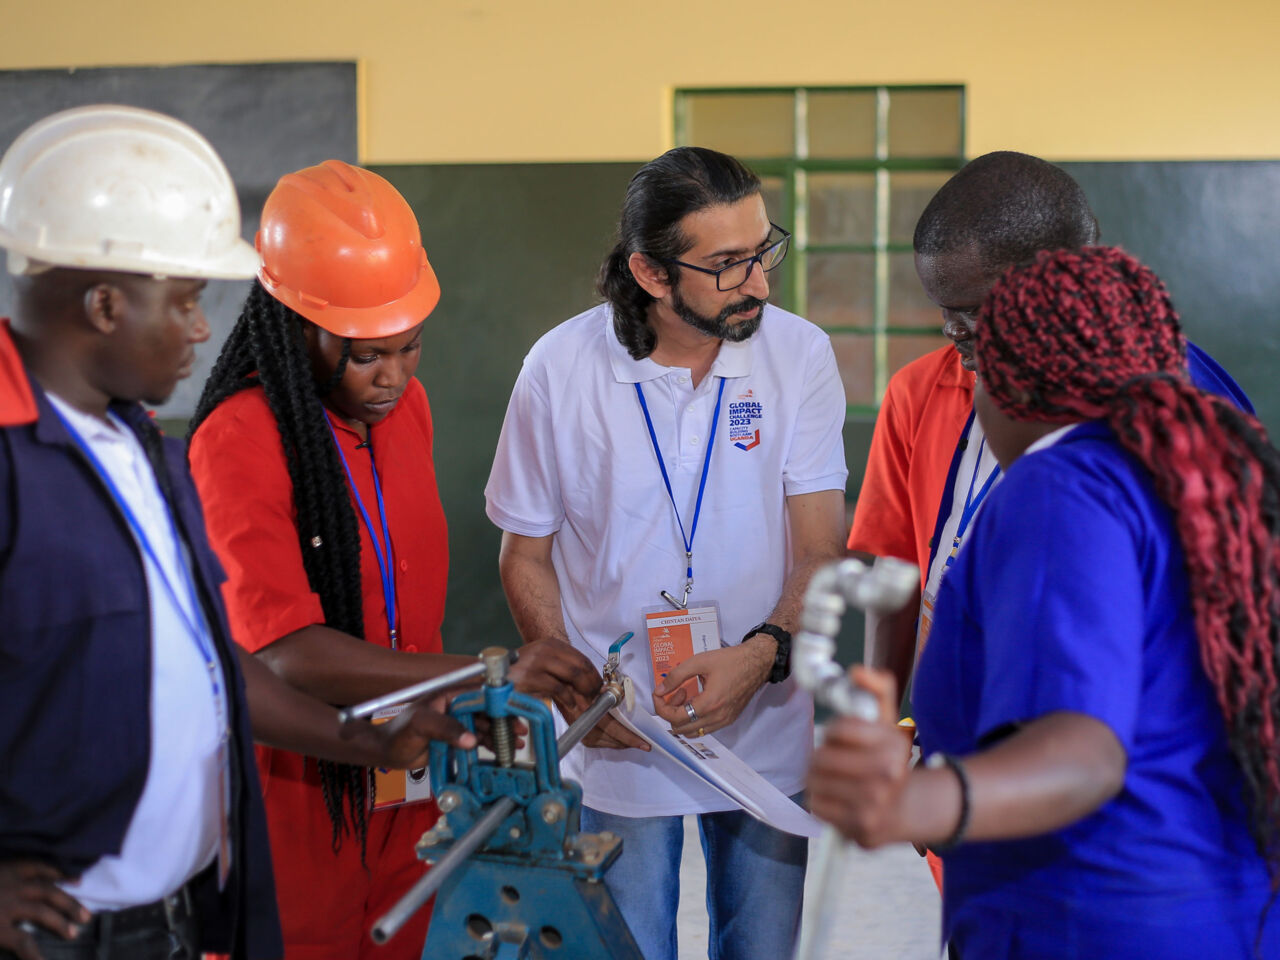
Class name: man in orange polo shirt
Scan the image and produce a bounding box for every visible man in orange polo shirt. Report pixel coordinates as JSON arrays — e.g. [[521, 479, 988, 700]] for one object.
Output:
[[848, 153, 1252, 896]]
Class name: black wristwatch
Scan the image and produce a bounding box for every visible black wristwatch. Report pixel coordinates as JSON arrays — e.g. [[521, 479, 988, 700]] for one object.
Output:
[[744, 622, 792, 683]]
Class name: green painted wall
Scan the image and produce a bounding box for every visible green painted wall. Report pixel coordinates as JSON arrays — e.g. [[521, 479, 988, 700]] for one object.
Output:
[[1060, 162, 1280, 434], [178, 159, 1270, 662], [373, 163, 639, 653]]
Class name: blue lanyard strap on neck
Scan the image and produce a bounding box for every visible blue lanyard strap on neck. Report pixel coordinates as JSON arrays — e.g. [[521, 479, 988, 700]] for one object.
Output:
[[944, 433, 1001, 570], [957, 436, 1000, 540], [51, 406, 222, 697], [327, 419, 399, 649], [635, 376, 727, 595]]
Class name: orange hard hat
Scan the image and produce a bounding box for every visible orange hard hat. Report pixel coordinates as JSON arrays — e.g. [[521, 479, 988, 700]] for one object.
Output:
[[255, 160, 440, 339]]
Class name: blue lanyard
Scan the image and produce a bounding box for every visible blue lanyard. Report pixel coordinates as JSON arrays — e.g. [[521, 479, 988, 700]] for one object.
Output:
[[945, 435, 1001, 569], [327, 420, 399, 649], [51, 407, 224, 704], [634, 376, 727, 607]]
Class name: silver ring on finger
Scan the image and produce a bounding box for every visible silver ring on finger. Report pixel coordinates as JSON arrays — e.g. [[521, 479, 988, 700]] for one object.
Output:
[[685, 702, 699, 722]]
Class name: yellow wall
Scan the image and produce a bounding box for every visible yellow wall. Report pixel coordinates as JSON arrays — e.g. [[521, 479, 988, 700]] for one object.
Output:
[[4, 0, 1278, 164]]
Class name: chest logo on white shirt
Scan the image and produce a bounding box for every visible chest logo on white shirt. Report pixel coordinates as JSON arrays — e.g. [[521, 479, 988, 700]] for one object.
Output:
[[728, 389, 764, 452]]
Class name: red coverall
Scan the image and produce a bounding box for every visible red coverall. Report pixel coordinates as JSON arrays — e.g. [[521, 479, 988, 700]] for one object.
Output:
[[191, 378, 449, 960]]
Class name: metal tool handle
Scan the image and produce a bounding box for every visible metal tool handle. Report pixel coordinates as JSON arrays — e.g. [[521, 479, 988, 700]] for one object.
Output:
[[337, 649, 519, 724], [369, 682, 623, 944]]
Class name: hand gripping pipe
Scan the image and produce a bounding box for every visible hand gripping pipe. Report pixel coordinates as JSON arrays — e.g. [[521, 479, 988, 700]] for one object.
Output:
[[792, 557, 918, 960], [336, 649, 519, 724]]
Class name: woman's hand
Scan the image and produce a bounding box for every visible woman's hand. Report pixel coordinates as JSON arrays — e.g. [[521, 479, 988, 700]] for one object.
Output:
[[353, 695, 477, 769], [806, 667, 914, 848]]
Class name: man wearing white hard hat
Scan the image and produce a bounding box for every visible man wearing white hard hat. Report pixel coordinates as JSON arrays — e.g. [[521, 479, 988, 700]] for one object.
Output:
[[0, 105, 477, 960]]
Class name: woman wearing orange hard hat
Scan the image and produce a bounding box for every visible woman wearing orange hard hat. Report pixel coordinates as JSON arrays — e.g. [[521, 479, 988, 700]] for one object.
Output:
[[187, 160, 604, 959]]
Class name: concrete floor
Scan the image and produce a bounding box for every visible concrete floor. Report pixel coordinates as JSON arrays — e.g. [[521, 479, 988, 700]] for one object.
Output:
[[675, 817, 943, 960]]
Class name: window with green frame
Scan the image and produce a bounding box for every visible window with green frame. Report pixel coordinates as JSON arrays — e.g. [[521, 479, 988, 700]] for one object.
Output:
[[673, 85, 965, 419]]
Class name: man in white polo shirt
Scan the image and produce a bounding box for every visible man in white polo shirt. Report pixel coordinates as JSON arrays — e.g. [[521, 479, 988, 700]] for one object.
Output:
[[485, 146, 848, 960]]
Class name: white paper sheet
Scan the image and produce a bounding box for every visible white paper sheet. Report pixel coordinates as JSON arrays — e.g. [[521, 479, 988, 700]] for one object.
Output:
[[611, 706, 824, 838]]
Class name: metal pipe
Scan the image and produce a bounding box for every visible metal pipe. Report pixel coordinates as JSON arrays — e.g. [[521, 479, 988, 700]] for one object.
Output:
[[556, 683, 622, 757], [371, 794, 518, 943], [337, 649, 518, 724]]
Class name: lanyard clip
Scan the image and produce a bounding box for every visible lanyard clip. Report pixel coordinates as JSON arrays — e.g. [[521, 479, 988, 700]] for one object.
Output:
[[660, 589, 686, 610]]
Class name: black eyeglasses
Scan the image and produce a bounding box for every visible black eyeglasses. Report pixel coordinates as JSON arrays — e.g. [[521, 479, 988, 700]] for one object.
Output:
[[661, 223, 792, 292]]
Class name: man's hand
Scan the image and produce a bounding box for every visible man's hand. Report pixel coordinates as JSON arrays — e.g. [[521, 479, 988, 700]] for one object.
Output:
[[508, 641, 601, 704], [497, 533, 648, 751], [510, 640, 649, 751], [806, 667, 912, 847], [0, 861, 89, 960], [652, 636, 775, 737], [558, 685, 651, 750]]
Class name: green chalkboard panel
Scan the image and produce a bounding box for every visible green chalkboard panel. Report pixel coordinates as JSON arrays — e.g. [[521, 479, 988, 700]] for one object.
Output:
[[1061, 161, 1280, 433], [373, 163, 640, 654], [0, 62, 358, 419], [368, 159, 1280, 660]]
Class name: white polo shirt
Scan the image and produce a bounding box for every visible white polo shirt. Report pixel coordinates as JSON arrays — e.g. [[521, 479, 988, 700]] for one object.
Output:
[[485, 303, 848, 816]]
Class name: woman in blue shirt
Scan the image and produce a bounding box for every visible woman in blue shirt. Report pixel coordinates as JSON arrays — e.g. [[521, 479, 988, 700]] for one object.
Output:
[[808, 246, 1279, 958]]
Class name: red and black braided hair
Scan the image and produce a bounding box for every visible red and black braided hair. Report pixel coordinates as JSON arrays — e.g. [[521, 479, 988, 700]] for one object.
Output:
[[977, 246, 1280, 885]]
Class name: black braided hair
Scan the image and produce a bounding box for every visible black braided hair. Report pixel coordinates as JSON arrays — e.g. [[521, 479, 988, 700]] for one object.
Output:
[[188, 280, 374, 858], [979, 248, 1280, 896]]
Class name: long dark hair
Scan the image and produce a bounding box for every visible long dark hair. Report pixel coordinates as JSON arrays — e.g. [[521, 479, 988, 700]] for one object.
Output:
[[597, 146, 760, 359], [978, 247, 1280, 891], [188, 281, 372, 856]]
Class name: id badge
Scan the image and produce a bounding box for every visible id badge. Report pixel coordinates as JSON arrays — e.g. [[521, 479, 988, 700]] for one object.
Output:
[[917, 587, 936, 660], [371, 705, 433, 811], [643, 601, 723, 699], [215, 736, 232, 889]]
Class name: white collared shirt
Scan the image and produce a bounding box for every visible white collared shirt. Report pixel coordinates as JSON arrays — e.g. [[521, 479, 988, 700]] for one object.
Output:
[[485, 303, 847, 815], [47, 394, 225, 910], [918, 417, 1083, 663]]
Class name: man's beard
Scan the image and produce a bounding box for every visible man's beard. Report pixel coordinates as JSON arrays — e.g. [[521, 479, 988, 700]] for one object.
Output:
[[671, 286, 765, 342]]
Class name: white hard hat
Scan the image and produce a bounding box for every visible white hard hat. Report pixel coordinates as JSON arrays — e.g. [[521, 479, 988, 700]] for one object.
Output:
[[0, 104, 259, 280]]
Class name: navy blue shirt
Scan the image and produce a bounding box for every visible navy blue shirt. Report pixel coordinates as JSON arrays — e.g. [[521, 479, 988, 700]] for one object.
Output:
[[915, 421, 1278, 958], [0, 377, 282, 959]]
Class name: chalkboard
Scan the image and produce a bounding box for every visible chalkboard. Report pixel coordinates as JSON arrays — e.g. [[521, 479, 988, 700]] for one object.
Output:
[[0, 62, 358, 417], [1062, 161, 1280, 434], [374, 162, 640, 653], [377, 159, 1280, 661]]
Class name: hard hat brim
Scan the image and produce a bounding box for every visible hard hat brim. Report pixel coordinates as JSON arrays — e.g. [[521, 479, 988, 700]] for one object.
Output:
[[0, 230, 260, 281], [259, 255, 442, 340]]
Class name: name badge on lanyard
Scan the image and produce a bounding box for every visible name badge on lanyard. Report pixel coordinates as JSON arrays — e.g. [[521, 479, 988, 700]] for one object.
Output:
[[371, 705, 433, 810], [634, 378, 727, 691], [643, 601, 723, 699], [917, 434, 1001, 660]]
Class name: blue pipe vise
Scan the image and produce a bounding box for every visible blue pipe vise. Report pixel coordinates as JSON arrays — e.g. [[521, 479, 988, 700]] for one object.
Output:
[[373, 645, 643, 959]]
